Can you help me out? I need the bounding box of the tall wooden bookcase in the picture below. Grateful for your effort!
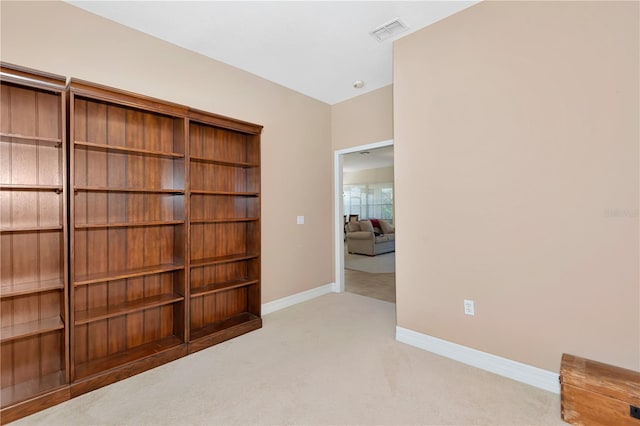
[0,65,69,421]
[68,81,189,391]
[0,69,262,422]
[187,110,262,352]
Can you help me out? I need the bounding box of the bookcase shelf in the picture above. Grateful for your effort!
[0,278,64,298]
[75,220,184,229]
[1,63,69,418]
[0,225,62,233]
[190,189,258,196]
[74,293,184,325]
[0,132,62,146]
[190,253,259,268]
[0,371,67,411]
[189,155,258,168]
[73,264,184,287]
[0,183,63,192]
[190,312,260,342]
[75,140,184,159]
[75,186,184,194]
[0,316,64,343]
[189,218,259,224]
[191,279,259,298]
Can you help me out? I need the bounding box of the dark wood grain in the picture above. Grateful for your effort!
[1,64,68,420]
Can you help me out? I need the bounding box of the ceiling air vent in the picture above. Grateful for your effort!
[370,18,408,42]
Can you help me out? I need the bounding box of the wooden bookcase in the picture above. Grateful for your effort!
[0,68,263,422]
[68,81,189,390]
[186,110,262,352]
[0,64,70,422]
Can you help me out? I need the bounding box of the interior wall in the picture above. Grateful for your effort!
[343,167,394,185]
[331,85,393,151]
[394,0,639,372]
[0,0,333,303]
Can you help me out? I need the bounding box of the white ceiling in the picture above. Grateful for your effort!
[343,145,393,173]
[67,1,478,105]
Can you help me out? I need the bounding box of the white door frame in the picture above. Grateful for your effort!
[334,139,394,293]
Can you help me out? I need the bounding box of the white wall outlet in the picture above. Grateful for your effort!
[297,215,305,225]
[464,299,475,316]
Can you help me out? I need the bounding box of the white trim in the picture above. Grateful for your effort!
[262,282,338,315]
[333,140,394,293]
[396,326,560,394]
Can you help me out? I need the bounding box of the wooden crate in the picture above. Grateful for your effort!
[561,353,640,425]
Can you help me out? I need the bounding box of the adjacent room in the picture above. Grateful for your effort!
[1,1,638,425]
[342,145,396,303]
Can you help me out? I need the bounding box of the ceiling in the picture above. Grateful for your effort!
[343,145,394,173]
[67,1,478,105]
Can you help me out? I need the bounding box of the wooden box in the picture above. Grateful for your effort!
[560,353,640,425]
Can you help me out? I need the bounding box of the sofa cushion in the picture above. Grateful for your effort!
[379,219,395,234]
[375,234,395,243]
[359,220,374,233]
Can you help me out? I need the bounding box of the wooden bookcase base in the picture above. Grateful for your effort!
[70,344,189,397]
[188,315,262,354]
[0,322,261,424]
[0,386,70,425]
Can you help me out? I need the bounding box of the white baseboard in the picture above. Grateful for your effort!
[396,326,560,394]
[262,282,338,315]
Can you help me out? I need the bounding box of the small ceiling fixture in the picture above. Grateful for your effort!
[370,18,408,42]
[353,80,364,89]
[360,151,370,155]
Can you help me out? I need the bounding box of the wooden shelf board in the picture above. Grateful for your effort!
[0,316,64,343]
[190,253,259,268]
[75,220,184,229]
[1,278,64,298]
[0,132,62,146]
[75,140,184,159]
[189,156,258,168]
[0,225,62,233]
[189,190,258,196]
[73,335,183,381]
[74,263,184,286]
[191,279,259,298]
[0,371,66,409]
[189,218,258,224]
[0,184,62,192]
[74,293,184,325]
[74,186,184,194]
[190,312,260,342]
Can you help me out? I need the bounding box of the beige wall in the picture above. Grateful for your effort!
[331,85,393,151]
[0,0,333,303]
[394,1,639,372]
[344,167,394,185]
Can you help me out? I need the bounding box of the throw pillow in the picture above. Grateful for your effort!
[359,220,374,233]
[347,222,360,232]
[379,219,395,234]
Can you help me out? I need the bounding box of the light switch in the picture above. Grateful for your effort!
[297,215,304,225]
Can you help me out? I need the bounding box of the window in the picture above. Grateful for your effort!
[344,183,393,221]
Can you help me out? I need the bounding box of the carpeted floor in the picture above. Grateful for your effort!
[345,269,395,303]
[14,293,565,426]
[344,250,395,274]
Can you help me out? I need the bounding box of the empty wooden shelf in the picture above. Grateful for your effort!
[187,112,262,351]
[69,80,188,387]
[0,63,70,422]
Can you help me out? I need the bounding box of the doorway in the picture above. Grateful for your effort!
[334,140,395,302]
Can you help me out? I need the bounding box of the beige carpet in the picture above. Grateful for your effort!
[14,293,565,425]
[344,250,395,274]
